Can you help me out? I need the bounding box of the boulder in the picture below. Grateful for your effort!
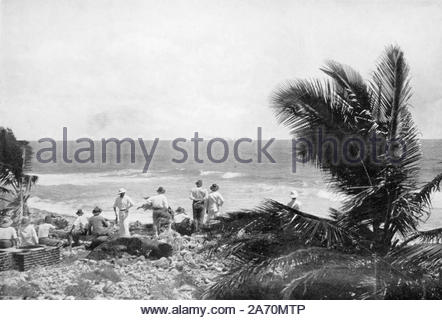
[172,218,194,236]
[152,257,170,269]
[86,237,173,260]
[88,236,111,250]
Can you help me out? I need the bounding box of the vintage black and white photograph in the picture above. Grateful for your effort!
[1,0,442,303]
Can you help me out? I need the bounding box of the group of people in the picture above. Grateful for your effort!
[0,206,115,249]
[0,180,301,249]
[0,215,64,249]
[141,179,224,236]
[77,183,298,242]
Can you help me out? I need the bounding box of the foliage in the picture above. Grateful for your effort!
[0,127,37,221]
[205,45,442,299]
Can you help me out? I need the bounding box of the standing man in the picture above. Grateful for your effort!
[189,179,208,232]
[287,190,301,210]
[113,188,134,237]
[206,183,224,222]
[144,186,170,237]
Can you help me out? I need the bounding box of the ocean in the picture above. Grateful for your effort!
[28,139,442,230]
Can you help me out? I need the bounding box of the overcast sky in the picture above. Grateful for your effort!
[1,0,441,140]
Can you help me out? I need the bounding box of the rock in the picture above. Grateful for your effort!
[178,284,195,292]
[152,257,169,269]
[88,236,111,250]
[156,273,166,280]
[87,237,173,260]
[168,269,180,277]
[172,218,194,236]
[198,264,208,270]
[175,261,184,271]
[203,277,212,284]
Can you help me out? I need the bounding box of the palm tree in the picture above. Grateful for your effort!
[0,127,38,221]
[204,46,442,299]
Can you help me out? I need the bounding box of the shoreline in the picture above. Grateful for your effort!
[28,207,154,227]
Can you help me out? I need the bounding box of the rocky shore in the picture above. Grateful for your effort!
[0,234,226,299]
[0,207,230,300]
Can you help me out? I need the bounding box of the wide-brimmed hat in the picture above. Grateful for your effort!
[157,186,166,194]
[76,209,84,215]
[195,179,203,186]
[117,188,127,195]
[290,190,299,199]
[0,216,13,228]
[210,183,219,191]
[92,206,102,215]
[175,207,186,214]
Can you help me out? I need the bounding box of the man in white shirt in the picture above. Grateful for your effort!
[189,179,208,232]
[144,186,170,237]
[19,217,39,247]
[287,190,301,211]
[113,188,134,237]
[206,183,224,222]
[68,209,89,246]
[0,217,18,248]
[38,216,63,246]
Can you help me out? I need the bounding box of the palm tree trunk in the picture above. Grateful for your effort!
[373,253,379,299]
[17,148,26,237]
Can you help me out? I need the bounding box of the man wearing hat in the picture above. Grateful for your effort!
[88,206,111,236]
[287,190,301,210]
[19,217,39,247]
[206,183,224,222]
[68,209,90,246]
[113,188,134,237]
[0,216,18,248]
[144,187,170,237]
[189,179,208,232]
[38,215,64,247]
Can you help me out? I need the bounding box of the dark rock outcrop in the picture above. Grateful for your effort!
[87,237,173,260]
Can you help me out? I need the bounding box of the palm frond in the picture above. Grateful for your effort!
[413,228,442,243]
[388,244,442,270]
[0,185,10,194]
[414,173,442,208]
[204,248,368,299]
[320,60,371,117]
[210,199,353,253]
[400,228,442,247]
[370,45,412,140]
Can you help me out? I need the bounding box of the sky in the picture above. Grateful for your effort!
[1,0,441,140]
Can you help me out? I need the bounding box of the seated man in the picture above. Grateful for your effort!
[68,209,89,246]
[172,207,194,236]
[0,217,18,249]
[88,206,111,237]
[19,217,39,247]
[38,215,64,247]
